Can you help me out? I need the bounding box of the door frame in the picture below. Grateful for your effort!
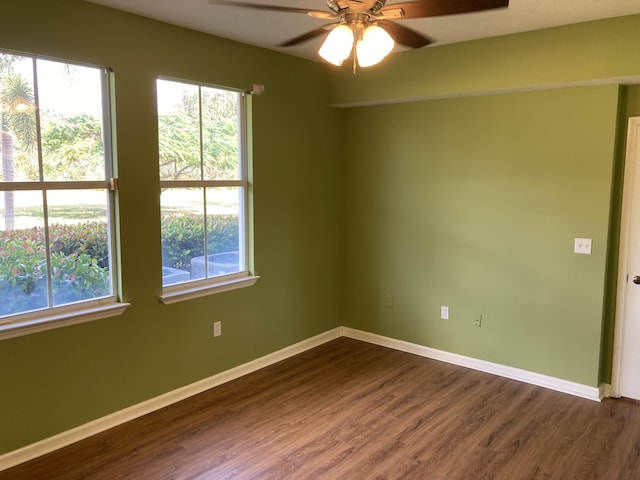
[612,116,640,397]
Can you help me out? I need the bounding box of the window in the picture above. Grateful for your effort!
[157,78,257,303]
[0,51,125,339]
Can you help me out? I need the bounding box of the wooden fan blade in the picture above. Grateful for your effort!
[209,0,330,17]
[377,20,432,48]
[380,0,508,19]
[278,24,338,47]
[308,11,339,19]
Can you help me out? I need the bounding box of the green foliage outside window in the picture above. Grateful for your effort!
[0,214,239,317]
[161,213,239,271]
[0,224,110,316]
[158,86,239,181]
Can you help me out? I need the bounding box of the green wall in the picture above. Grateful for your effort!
[327,14,640,106]
[0,0,342,453]
[2,0,640,457]
[627,86,640,116]
[341,85,619,386]
[330,14,640,390]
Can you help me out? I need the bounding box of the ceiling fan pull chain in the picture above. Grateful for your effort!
[353,33,358,74]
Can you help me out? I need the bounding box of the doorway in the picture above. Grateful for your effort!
[613,116,640,399]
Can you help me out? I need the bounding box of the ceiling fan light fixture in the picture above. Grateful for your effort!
[356,25,395,67]
[214,0,510,68]
[318,24,354,66]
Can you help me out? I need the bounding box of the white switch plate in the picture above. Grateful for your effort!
[574,238,592,255]
[441,306,449,320]
[213,321,222,337]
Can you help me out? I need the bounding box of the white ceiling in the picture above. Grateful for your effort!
[83,0,640,62]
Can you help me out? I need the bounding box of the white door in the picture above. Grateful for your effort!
[614,117,640,400]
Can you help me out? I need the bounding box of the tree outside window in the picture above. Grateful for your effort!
[157,78,249,290]
[0,52,116,319]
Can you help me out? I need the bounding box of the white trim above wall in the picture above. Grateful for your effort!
[0,326,602,472]
[329,75,640,108]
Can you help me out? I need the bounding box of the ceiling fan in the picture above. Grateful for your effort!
[210,0,509,69]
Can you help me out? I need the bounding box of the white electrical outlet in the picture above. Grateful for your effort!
[574,238,592,255]
[441,306,449,320]
[213,321,222,337]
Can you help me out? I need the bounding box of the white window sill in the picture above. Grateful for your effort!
[160,275,260,305]
[0,301,130,341]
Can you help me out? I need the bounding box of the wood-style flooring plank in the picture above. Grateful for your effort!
[3,337,640,479]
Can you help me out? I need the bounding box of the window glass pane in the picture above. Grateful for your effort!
[47,189,111,306]
[0,53,39,182]
[161,187,205,286]
[37,60,105,181]
[158,78,249,291]
[0,191,48,316]
[157,80,201,182]
[0,189,113,318]
[1,50,117,324]
[201,87,240,180]
[205,187,243,278]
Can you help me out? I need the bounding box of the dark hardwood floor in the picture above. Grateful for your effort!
[3,337,640,479]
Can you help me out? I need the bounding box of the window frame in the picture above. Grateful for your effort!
[157,77,258,305]
[0,51,128,340]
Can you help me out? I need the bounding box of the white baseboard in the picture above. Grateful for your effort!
[342,327,602,402]
[0,327,343,472]
[1,325,603,471]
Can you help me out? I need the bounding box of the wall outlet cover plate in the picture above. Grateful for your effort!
[574,238,592,255]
